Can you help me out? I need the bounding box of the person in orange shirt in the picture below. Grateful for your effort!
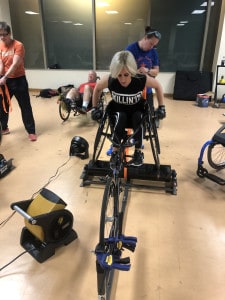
[65,70,97,114]
[0,21,37,141]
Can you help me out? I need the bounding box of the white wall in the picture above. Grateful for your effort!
[25,69,176,94]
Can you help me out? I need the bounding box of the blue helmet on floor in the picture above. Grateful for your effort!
[69,136,89,159]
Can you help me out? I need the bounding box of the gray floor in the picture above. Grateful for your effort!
[1,93,225,300]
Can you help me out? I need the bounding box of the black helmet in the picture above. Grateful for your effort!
[69,136,89,159]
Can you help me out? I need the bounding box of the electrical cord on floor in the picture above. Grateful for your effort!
[0,246,36,272]
[0,250,28,272]
[0,211,16,228]
[0,157,72,272]
[0,156,72,227]
[30,156,71,199]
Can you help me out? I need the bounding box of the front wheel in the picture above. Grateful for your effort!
[99,177,119,246]
[207,142,225,169]
[97,177,119,299]
[59,101,71,121]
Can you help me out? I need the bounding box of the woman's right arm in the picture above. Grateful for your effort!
[145,75,164,106]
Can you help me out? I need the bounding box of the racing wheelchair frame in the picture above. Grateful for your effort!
[81,100,177,299]
[197,124,225,185]
[94,121,139,300]
[80,100,177,195]
[58,84,107,122]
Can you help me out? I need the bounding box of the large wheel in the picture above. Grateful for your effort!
[99,177,120,245]
[59,100,71,121]
[145,107,160,169]
[92,112,110,163]
[207,142,225,169]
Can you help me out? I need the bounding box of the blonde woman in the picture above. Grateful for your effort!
[91,50,166,167]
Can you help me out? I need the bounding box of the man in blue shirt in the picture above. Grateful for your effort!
[126,26,161,103]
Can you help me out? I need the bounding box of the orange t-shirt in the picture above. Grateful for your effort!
[78,82,96,94]
[0,39,25,78]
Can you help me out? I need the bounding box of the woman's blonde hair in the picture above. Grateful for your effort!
[109,50,137,78]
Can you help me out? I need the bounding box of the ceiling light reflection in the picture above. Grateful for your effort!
[25,11,39,15]
[201,1,215,6]
[191,10,205,14]
[105,10,118,14]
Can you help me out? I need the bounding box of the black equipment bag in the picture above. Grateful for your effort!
[173,70,213,100]
[36,89,59,98]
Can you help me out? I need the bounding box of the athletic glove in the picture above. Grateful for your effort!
[91,107,103,121]
[156,105,166,119]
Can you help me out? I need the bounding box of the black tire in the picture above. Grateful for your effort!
[92,112,110,162]
[145,107,160,169]
[97,177,120,299]
[59,100,71,121]
[99,177,120,245]
[207,142,225,169]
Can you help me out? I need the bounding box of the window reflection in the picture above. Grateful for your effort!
[151,0,221,71]
[95,0,149,69]
[41,0,93,69]
[9,0,44,69]
[8,0,221,71]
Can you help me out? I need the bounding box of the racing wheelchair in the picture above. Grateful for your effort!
[80,99,177,195]
[197,124,225,185]
[80,100,177,299]
[58,85,107,122]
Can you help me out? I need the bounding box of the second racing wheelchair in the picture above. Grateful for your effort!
[197,124,225,185]
[58,84,107,122]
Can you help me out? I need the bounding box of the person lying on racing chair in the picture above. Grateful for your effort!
[65,70,97,114]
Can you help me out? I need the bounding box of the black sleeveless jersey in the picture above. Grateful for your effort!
[108,74,146,112]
